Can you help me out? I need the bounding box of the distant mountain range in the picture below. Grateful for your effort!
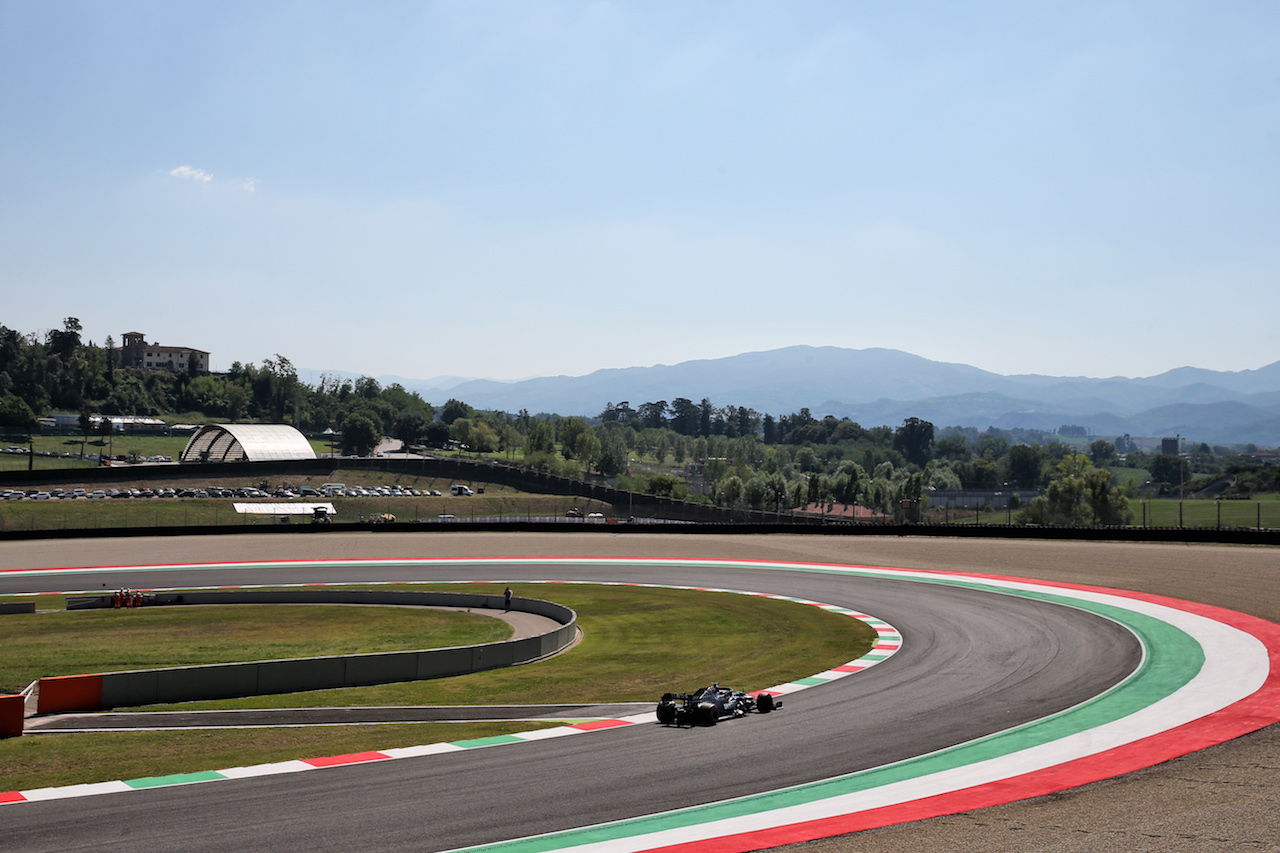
[307,346,1280,446]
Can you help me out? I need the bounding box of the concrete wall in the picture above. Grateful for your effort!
[57,590,576,710]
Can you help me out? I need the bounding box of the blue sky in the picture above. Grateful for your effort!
[2,1,1277,384]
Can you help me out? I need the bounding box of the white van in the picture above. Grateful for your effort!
[450,484,473,496]
[321,483,347,496]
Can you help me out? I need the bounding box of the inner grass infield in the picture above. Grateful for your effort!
[1,583,874,791]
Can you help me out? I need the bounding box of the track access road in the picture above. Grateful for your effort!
[1,532,1275,852]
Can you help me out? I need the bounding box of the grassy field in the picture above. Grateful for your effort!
[0,433,335,472]
[0,605,509,694]
[0,583,873,790]
[133,583,873,709]
[1128,494,1280,528]
[5,490,1277,530]
[0,489,614,531]
[934,494,1280,528]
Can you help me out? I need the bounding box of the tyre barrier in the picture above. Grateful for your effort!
[35,590,576,716]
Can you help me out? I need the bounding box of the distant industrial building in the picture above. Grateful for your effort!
[119,331,210,373]
[46,413,167,432]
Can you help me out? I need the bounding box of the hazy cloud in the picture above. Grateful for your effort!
[169,165,256,192]
[169,165,213,182]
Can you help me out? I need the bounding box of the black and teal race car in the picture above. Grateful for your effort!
[655,682,780,726]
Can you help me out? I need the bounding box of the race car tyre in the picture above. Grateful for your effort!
[702,706,718,726]
[656,703,677,725]
[756,692,775,713]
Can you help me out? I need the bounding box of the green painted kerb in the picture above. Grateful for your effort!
[126,770,224,789]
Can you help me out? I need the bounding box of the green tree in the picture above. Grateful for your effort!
[500,424,525,459]
[558,417,591,459]
[717,475,744,507]
[744,474,770,509]
[469,421,500,453]
[527,421,555,454]
[440,398,474,425]
[1089,439,1117,467]
[646,473,680,497]
[649,433,667,465]
[1021,454,1131,526]
[972,434,1009,460]
[354,376,382,398]
[934,434,970,462]
[424,420,450,447]
[393,411,427,446]
[1005,444,1043,488]
[893,417,935,468]
[964,457,1000,489]
[1149,453,1189,494]
[225,384,249,421]
[574,430,601,473]
[638,401,668,430]
[703,457,729,489]
[0,393,37,434]
[340,413,379,456]
[595,428,630,477]
[669,397,699,436]
[699,398,713,437]
[1085,467,1133,525]
[449,417,473,449]
[261,354,299,423]
[46,317,82,359]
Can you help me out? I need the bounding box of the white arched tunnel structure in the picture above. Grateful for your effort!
[179,423,316,463]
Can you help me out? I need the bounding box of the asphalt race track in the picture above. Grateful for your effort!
[1,532,1278,853]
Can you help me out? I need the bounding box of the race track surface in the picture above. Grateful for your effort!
[1,532,1277,852]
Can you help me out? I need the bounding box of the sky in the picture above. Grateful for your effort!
[2,1,1277,384]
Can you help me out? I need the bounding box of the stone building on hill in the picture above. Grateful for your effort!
[118,331,210,374]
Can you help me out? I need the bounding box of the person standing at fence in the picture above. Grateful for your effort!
[504,587,512,611]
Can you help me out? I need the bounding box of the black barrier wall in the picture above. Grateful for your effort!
[64,590,576,709]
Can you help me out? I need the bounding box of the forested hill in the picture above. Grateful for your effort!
[391,346,1280,446]
[3,321,1278,446]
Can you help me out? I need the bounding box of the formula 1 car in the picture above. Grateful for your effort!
[655,682,780,726]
